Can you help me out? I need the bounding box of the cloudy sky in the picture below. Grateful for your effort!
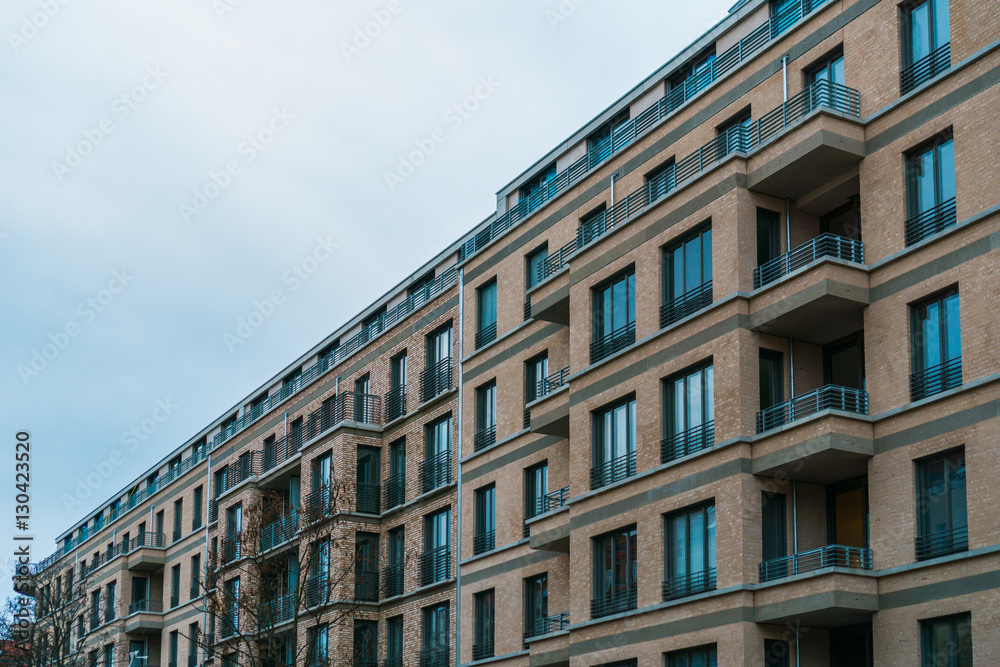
[0,0,734,596]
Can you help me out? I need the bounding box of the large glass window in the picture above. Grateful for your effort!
[421,603,450,667]
[353,620,377,667]
[526,353,549,407]
[388,352,407,421]
[592,526,637,618]
[910,289,961,400]
[916,448,967,560]
[424,326,453,400]
[473,485,496,555]
[476,280,498,348]
[519,163,558,211]
[354,533,379,602]
[525,461,549,521]
[524,573,548,638]
[386,527,405,598]
[663,363,715,461]
[592,271,636,363]
[662,225,713,327]
[591,397,637,490]
[421,508,451,585]
[921,613,971,667]
[764,640,790,667]
[526,244,549,290]
[666,645,718,667]
[386,616,403,667]
[902,0,951,93]
[473,590,495,660]
[664,502,717,600]
[474,381,497,451]
[306,626,327,667]
[906,132,956,244]
[422,415,452,493]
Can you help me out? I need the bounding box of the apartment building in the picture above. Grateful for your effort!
[25,0,1000,666]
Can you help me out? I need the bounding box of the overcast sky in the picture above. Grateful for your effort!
[0,0,734,598]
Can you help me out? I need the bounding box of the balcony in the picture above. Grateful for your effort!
[354,569,379,602]
[385,385,407,423]
[901,42,951,94]
[910,357,962,401]
[590,451,636,490]
[126,533,167,571]
[760,545,873,583]
[475,323,497,350]
[661,420,715,464]
[529,371,570,439]
[260,511,299,552]
[473,425,496,453]
[356,483,380,515]
[663,567,717,601]
[420,450,452,494]
[591,586,637,619]
[590,321,636,364]
[303,574,328,608]
[528,489,570,553]
[417,647,449,667]
[916,526,968,561]
[220,534,241,564]
[219,612,238,639]
[472,530,495,556]
[419,545,451,587]
[382,564,404,598]
[752,413,873,485]
[420,358,453,403]
[382,473,405,511]
[529,246,572,325]
[524,612,569,640]
[258,594,294,627]
[757,385,868,434]
[125,599,164,634]
[304,486,334,520]
[660,281,713,329]
[754,234,864,289]
[472,640,494,661]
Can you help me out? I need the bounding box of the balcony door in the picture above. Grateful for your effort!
[131,577,147,605]
[428,327,451,367]
[762,492,788,572]
[757,209,782,267]
[828,479,869,549]
[824,333,865,390]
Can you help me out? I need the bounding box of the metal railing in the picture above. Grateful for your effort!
[382,473,405,511]
[473,425,496,452]
[355,569,380,602]
[356,483,380,515]
[910,356,962,401]
[219,611,238,639]
[590,321,636,364]
[385,385,407,423]
[220,534,241,564]
[536,367,570,399]
[419,545,451,586]
[128,599,163,615]
[916,526,968,560]
[472,641,494,661]
[901,42,951,94]
[260,511,299,552]
[537,240,576,283]
[661,420,715,463]
[417,647,449,667]
[170,592,180,609]
[382,658,402,667]
[751,79,860,149]
[590,451,637,490]
[472,530,495,555]
[524,296,531,321]
[524,612,570,640]
[662,567,717,600]
[590,586,637,619]
[209,499,218,524]
[259,594,294,626]
[754,233,864,288]
[756,385,868,433]
[537,486,570,515]
[475,322,497,349]
[131,532,166,550]
[382,563,404,598]
[420,450,452,494]
[759,544,873,582]
[303,574,329,608]
[421,357,454,403]
[904,197,957,246]
[660,281,713,328]
[304,486,334,520]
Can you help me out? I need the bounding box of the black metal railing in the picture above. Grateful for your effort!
[128,599,163,615]
[759,544,873,582]
[89,609,101,631]
[756,385,868,433]
[536,367,570,399]
[260,510,299,552]
[419,545,451,586]
[754,234,865,289]
[420,358,453,403]
[537,241,576,283]
[417,647,449,667]
[385,385,407,423]
[473,425,496,452]
[258,594,294,626]
[188,655,197,667]
[170,592,180,609]
[475,322,497,349]
[661,420,715,463]
[523,407,531,430]
[523,296,532,321]
[420,450,452,494]
[382,658,402,667]
[131,532,167,550]
[590,451,636,490]
[472,530,495,556]
[524,612,570,640]
[355,569,379,602]
[662,567,717,600]
[910,357,962,401]
[219,611,238,639]
[590,586,637,619]
[382,564,404,598]
[660,281,713,328]
[173,527,182,543]
[577,209,610,248]
[356,483,381,515]
[904,197,957,246]
[754,79,861,145]
[901,42,951,94]
[472,640,494,661]
[304,486,334,520]
[537,486,569,515]
[382,473,405,511]
[590,321,636,364]
[220,534,240,564]
[193,514,203,530]
[916,526,968,561]
[303,574,328,608]
[209,499,218,523]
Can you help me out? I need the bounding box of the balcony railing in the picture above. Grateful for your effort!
[471,640,494,661]
[221,534,240,564]
[354,568,379,602]
[170,592,180,609]
[472,530,495,555]
[661,420,715,463]
[662,567,717,600]
[303,574,329,608]
[382,658,402,667]
[382,563,404,598]
[188,655,197,667]
[756,385,868,433]
[473,425,496,452]
[752,79,860,148]
[660,281,713,328]
[537,486,569,515]
[356,483,381,515]
[417,647,449,667]
[128,599,163,615]
[754,234,865,289]
[537,240,576,283]
[904,197,957,246]
[260,511,299,552]
[219,612,238,639]
[420,450,452,494]
[916,526,968,561]
[209,499,218,524]
[382,473,405,511]
[590,451,636,490]
[419,545,451,586]
[590,321,636,364]
[591,586,637,619]
[536,367,570,399]
[524,612,570,640]
[173,527,183,543]
[421,357,454,403]
[385,385,407,423]
[304,486,334,520]
[759,544,873,582]
[910,356,962,401]
[475,322,497,349]
[259,594,294,626]
[901,42,951,94]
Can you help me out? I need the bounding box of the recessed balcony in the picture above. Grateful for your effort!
[752,413,873,485]
[757,385,868,433]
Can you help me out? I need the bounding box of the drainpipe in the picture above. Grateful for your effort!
[202,453,212,666]
[792,480,799,560]
[456,267,465,662]
[785,198,792,260]
[782,55,789,101]
[795,620,801,666]
[610,173,617,207]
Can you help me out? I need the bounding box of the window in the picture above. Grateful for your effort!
[921,613,971,667]
[169,631,178,667]
[353,620,377,667]
[408,271,436,300]
[423,326,453,401]
[716,111,752,156]
[666,645,718,667]
[591,270,636,363]
[421,603,450,667]
[807,47,845,87]
[664,502,717,600]
[356,445,380,514]
[354,533,379,602]
[910,289,961,400]
[386,527,405,598]
[103,644,113,667]
[188,623,198,667]
[476,280,498,348]
[421,508,451,586]
[646,158,677,202]
[662,225,713,327]
[591,397,637,490]
[667,45,717,106]
[173,499,183,542]
[592,526,637,618]
[386,616,403,667]
[764,640,790,667]
[905,131,956,245]
[190,554,201,599]
[105,582,116,621]
[170,565,181,608]
[916,448,967,559]
[422,415,452,493]
[473,590,495,660]
[901,0,951,93]
[756,208,782,271]
[526,244,549,290]
[757,350,785,432]
[588,109,630,164]
[193,486,203,530]
[474,381,497,451]
[578,204,609,248]
[473,485,496,555]
[304,541,330,608]
[385,438,406,510]
[524,573,549,638]
[663,362,715,462]
[90,590,100,629]
[525,353,550,405]
[525,461,549,523]
[307,626,328,667]
[388,352,407,421]
[311,452,332,514]
[519,163,558,211]
[361,307,387,342]
[224,504,241,562]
